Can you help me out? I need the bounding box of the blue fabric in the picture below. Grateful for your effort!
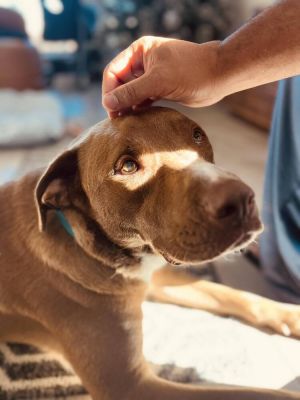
[260,77,300,296]
[41,0,96,41]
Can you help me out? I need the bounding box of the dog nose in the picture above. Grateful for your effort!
[205,180,256,221]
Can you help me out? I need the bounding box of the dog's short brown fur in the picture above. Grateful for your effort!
[1,107,300,399]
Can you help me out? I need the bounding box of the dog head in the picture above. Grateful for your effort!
[35,107,262,269]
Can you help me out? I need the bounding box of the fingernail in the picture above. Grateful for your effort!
[103,93,119,110]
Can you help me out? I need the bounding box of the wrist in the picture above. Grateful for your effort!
[193,40,232,106]
[214,39,237,100]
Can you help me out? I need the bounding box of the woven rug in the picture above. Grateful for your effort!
[0,343,88,400]
[0,342,202,400]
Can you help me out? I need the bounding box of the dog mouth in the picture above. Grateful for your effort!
[158,224,263,266]
[159,251,184,266]
[233,232,253,248]
[229,229,261,252]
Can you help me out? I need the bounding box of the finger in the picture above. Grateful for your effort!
[103,71,160,112]
[102,42,144,97]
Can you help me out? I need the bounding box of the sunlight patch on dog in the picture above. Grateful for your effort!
[189,160,230,183]
[159,149,199,170]
[112,149,199,190]
[112,166,154,190]
[112,149,235,191]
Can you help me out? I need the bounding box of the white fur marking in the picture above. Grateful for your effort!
[117,253,166,282]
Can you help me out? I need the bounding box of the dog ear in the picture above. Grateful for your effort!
[35,149,78,232]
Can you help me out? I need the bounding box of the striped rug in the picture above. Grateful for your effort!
[0,342,201,399]
[0,343,89,400]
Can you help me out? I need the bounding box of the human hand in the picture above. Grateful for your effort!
[102,36,225,118]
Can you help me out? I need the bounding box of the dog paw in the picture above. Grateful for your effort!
[259,301,300,338]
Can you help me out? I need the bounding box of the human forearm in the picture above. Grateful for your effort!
[218,0,300,96]
[102,0,300,116]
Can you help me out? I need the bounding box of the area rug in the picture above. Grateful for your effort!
[0,342,88,399]
[2,300,300,399]
[0,341,202,400]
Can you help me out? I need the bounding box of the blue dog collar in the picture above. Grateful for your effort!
[55,210,75,237]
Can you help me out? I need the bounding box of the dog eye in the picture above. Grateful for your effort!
[193,128,203,144]
[119,158,139,175]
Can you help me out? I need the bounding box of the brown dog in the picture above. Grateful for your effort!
[0,107,299,400]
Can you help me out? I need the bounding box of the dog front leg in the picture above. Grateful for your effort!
[148,270,300,337]
[49,304,299,400]
[131,378,300,400]
[59,323,299,400]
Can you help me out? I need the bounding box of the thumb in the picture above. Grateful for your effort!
[103,73,159,112]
